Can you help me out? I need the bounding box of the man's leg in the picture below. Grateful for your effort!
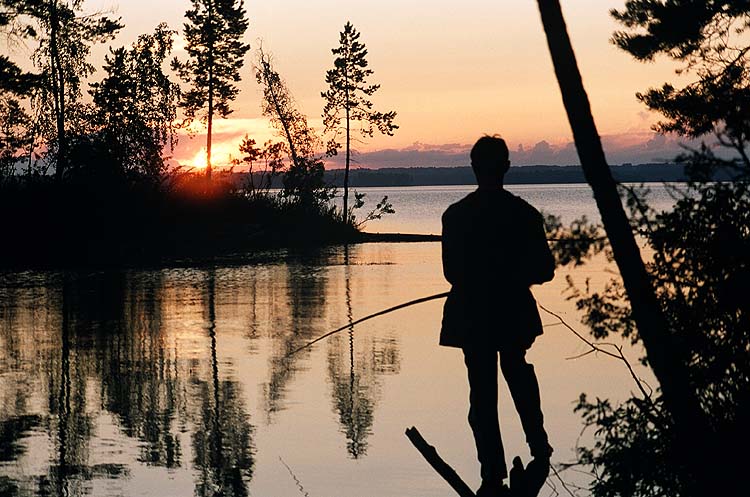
[499,348,552,459]
[463,348,507,481]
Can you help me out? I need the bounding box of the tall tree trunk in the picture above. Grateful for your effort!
[206,0,214,180]
[207,101,213,180]
[258,55,300,169]
[50,0,66,182]
[343,62,351,223]
[535,1,714,494]
[344,103,350,222]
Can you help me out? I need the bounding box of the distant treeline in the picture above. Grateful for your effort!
[231,163,711,188]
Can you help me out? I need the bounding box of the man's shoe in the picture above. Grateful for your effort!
[509,456,527,496]
[525,457,551,497]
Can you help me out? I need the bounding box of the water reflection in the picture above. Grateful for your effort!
[326,246,401,459]
[0,246,412,495]
[192,269,254,497]
[263,250,333,419]
[0,267,264,496]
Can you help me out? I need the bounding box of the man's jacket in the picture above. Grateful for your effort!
[440,188,555,350]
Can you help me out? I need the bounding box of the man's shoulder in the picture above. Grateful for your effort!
[442,189,544,223]
[442,191,478,221]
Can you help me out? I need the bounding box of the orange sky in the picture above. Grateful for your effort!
[32,1,693,167]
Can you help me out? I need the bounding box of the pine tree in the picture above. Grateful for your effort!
[172,0,250,179]
[322,22,397,221]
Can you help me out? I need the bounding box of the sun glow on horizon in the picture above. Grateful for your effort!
[191,148,208,170]
[185,142,248,171]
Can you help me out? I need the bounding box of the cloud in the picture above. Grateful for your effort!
[326,142,471,168]
[170,117,701,170]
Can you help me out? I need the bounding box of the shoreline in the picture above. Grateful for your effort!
[0,232,441,273]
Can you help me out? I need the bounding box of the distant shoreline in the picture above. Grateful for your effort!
[324,163,692,186]
[233,163,700,188]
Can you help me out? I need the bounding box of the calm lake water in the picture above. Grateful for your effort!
[0,184,677,497]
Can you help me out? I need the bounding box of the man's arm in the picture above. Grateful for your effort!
[441,208,464,286]
[526,211,556,285]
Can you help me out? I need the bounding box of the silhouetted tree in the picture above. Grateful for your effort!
[1,1,43,177]
[322,22,397,221]
[0,71,33,179]
[611,0,750,181]
[0,98,30,180]
[235,136,284,197]
[0,0,41,94]
[89,23,180,183]
[29,0,122,181]
[535,1,750,496]
[172,0,250,179]
[255,48,333,205]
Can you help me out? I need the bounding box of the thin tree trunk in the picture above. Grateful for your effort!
[344,103,350,222]
[50,0,66,182]
[26,121,37,176]
[535,1,714,494]
[206,0,214,180]
[259,56,300,168]
[207,104,213,180]
[343,61,351,222]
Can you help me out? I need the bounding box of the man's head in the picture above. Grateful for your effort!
[470,135,510,188]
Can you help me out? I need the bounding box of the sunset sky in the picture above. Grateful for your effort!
[37,1,695,167]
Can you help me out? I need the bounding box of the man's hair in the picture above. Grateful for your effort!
[470,135,510,178]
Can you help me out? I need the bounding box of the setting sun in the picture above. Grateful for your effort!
[191,148,208,169]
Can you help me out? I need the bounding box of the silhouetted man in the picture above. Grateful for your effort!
[441,135,555,497]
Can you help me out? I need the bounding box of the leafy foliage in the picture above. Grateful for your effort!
[613,0,750,180]
[558,180,750,497]
[87,23,180,183]
[255,48,335,206]
[234,136,285,197]
[543,213,608,267]
[0,97,31,180]
[554,4,750,494]
[351,192,395,229]
[29,0,122,179]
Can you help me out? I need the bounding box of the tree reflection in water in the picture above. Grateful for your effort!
[0,269,257,496]
[96,270,186,469]
[0,247,408,495]
[40,273,126,496]
[326,245,401,459]
[263,250,333,420]
[191,269,254,497]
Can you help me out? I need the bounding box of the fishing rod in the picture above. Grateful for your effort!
[284,237,609,358]
[284,290,622,364]
[285,292,450,357]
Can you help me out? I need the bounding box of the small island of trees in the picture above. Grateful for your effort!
[0,2,395,268]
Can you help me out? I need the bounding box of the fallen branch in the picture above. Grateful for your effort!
[405,426,476,497]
